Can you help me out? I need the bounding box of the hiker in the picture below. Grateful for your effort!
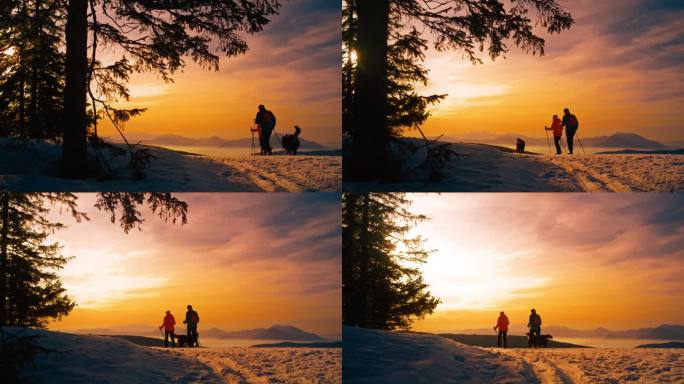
[254,104,277,155]
[159,310,176,348]
[183,305,200,347]
[545,115,563,154]
[528,308,542,345]
[561,108,579,154]
[493,311,509,348]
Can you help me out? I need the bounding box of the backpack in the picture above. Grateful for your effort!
[567,114,578,128]
[262,111,275,125]
[533,314,542,326]
[191,311,200,324]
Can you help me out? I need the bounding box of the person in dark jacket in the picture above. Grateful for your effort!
[528,308,542,342]
[254,105,277,155]
[183,305,200,347]
[561,108,579,154]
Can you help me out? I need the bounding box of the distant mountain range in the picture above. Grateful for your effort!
[251,340,342,348]
[202,325,323,341]
[439,333,588,348]
[71,324,323,341]
[455,324,684,340]
[444,132,673,149]
[636,342,684,348]
[543,324,684,340]
[123,133,330,150]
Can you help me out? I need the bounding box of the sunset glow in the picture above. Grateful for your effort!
[415,0,684,143]
[47,193,341,338]
[406,194,684,333]
[97,0,340,146]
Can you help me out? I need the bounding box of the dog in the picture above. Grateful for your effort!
[526,332,553,348]
[516,138,526,153]
[281,125,302,155]
[175,334,198,348]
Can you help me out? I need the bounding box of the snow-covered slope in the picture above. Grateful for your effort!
[344,139,683,192]
[10,328,341,383]
[0,138,340,192]
[501,348,684,383]
[343,326,533,383]
[177,347,341,383]
[343,326,684,383]
[11,328,224,383]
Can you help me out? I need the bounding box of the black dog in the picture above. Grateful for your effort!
[516,138,526,153]
[175,334,198,348]
[281,125,302,155]
[527,332,553,348]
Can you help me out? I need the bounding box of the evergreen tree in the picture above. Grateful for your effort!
[0,192,188,327]
[344,0,574,180]
[0,193,85,328]
[343,193,439,330]
[61,0,282,178]
[0,0,66,139]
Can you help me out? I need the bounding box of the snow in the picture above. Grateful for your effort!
[9,328,341,383]
[12,328,224,383]
[343,326,684,383]
[343,326,533,383]
[174,347,341,384]
[0,138,340,192]
[501,348,684,383]
[344,139,683,192]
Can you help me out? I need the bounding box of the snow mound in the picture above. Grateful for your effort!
[10,328,224,383]
[344,138,683,192]
[176,347,341,384]
[343,326,533,383]
[0,138,341,192]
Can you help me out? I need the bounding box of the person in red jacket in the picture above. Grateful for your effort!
[494,311,510,348]
[545,115,564,155]
[159,310,176,347]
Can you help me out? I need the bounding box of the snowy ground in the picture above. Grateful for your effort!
[500,347,684,384]
[343,326,684,384]
[174,347,341,384]
[344,140,683,192]
[0,138,340,192]
[10,328,340,383]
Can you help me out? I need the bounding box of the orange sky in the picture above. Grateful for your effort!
[414,0,684,142]
[96,0,340,146]
[403,194,684,333]
[47,193,341,338]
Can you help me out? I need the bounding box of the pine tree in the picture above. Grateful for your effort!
[0,193,85,328]
[344,0,574,180]
[0,0,65,139]
[343,193,439,330]
[61,0,281,178]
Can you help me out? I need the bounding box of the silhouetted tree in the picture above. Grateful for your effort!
[60,0,281,178]
[0,0,66,139]
[0,193,85,328]
[343,193,439,330]
[344,0,574,180]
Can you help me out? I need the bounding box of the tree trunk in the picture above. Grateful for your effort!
[62,0,88,178]
[28,0,41,138]
[350,0,389,180]
[0,193,9,326]
[358,194,371,327]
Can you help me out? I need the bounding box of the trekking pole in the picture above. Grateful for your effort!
[159,328,164,345]
[560,136,568,154]
[576,133,586,154]
[250,125,255,155]
[544,128,551,155]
